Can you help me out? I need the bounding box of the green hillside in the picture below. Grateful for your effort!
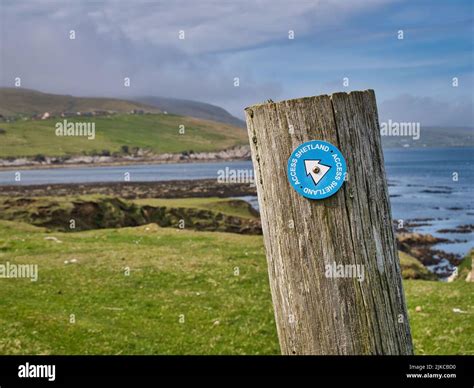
[0,114,248,158]
[135,96,245,127]
[0,88,161,117]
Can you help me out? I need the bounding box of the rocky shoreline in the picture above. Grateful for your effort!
[396,232,464,278]
[0,196,262,235]
[0,145,252,170]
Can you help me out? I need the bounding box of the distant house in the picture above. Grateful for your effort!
[93,110,110,116]
[41,112,51,120]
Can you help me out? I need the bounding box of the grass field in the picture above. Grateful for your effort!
[0,219,472,355]
[0,114,248,158]
[404,279,473,355]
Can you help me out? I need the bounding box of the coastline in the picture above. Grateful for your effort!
[2,145,473,171]
[0,145,252,171]
[0,145,471,280]
[0,157,252,171]
[0,179,257,198]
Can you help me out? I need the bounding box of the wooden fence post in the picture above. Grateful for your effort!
[244,90,413,355]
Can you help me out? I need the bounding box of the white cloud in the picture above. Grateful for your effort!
[0,0,391,116]
[3,0,390,54]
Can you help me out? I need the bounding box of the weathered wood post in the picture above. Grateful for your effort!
[245,90,413,355]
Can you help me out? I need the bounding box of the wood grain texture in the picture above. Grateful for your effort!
[245,90,413,355]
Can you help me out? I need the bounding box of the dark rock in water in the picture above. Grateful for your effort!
[406,221,432,228]
[419,185,453,194]
[437,224,474,234]
[420,189,452,194]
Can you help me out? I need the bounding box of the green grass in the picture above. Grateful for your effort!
[0,219,472,355]
[405,280,474,355]
[456,249,472,281]
[133,197,258,219]
[0,220,277,355]
[0,114,248,158]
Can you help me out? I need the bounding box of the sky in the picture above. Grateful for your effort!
[1,0,473,125]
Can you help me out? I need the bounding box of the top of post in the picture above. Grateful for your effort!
[244,89,375,112]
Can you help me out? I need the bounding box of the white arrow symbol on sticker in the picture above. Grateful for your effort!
[304,159,331,186]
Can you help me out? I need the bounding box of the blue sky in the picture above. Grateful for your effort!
[1,0,472,125]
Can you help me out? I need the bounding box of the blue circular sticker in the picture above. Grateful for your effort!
[287,140,347,200]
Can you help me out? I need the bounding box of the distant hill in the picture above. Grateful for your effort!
[0,88,250,162]
[381,126,473,148]
[0,88,161,117]
[2,88,469,150]
[0,88,246,128]
[135,96,245,128]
